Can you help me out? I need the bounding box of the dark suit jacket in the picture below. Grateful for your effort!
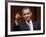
[13,20,41,31]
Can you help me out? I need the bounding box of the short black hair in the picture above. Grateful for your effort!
[22,7,32,13]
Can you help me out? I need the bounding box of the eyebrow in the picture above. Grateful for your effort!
[23,13,31,15]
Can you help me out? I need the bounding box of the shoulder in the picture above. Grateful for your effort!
[32,20,41,30]
[32,20,39,25]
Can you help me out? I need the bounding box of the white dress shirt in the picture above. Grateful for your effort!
[15,20,18,26]
[25,20,33,31]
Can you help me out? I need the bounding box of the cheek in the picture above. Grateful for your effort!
[29,14,32,16]
[23,16,25,18]
[23,15,26,18]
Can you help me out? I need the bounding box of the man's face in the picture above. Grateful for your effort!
[22,8,32,22]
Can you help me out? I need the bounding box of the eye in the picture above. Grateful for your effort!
[24,14,26,15]
[27,13,30,14]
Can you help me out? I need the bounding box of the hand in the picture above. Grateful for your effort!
[15,13,21,19]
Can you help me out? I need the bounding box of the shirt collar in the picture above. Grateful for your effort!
[25,20,32,25]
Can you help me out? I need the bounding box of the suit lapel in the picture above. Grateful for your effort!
[32,21,37,30]
[24,21,30,30]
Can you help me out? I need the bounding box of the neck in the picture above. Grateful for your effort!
[26,19,32,23]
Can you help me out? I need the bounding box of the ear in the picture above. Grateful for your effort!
[31,12,32,16]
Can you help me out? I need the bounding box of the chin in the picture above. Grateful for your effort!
[26,19,30,21]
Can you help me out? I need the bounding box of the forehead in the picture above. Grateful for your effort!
[22,8,31,14]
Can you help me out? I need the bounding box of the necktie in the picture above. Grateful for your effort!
[28,22,31,30]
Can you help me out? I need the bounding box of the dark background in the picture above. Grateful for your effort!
[11,6,41,31]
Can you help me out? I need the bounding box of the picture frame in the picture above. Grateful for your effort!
[5,0,45,37]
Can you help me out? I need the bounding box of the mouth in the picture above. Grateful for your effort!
[25,17,30,20]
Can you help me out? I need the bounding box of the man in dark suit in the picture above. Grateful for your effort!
[13,7,41,31]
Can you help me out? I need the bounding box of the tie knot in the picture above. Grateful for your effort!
[29,22,31,24]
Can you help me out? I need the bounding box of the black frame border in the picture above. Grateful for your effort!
[5,1,45,37]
